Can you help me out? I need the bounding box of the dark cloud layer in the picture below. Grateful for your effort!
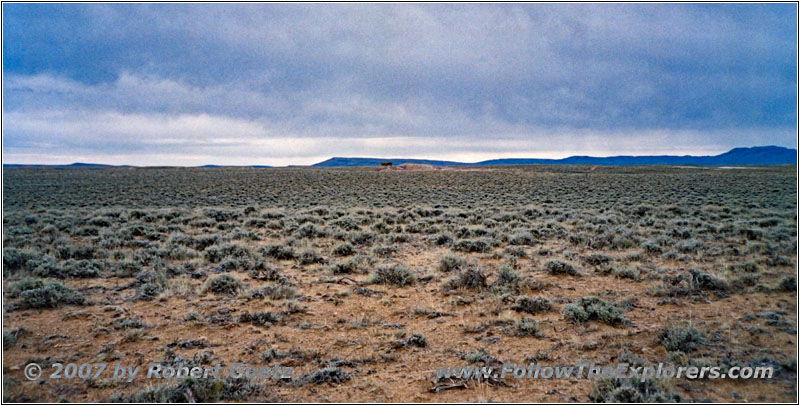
[2,4,796,165]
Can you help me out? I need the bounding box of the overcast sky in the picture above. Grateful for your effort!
[3,3,797,166]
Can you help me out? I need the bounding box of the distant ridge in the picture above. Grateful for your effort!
[3,162,119,169]
[3,146,796,168]
[312,146,797,167]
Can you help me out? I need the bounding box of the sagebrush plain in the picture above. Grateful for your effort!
[2,165,797,402]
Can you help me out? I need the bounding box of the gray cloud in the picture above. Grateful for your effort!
[3,4,796,165]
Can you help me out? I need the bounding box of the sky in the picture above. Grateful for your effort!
[2,3,797,166]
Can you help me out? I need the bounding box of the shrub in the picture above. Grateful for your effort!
[452,238,493,253]
[3,331,18,349]
[516,318,541,337]
[330,259,360,275]
[13,279,85,309]
[204,243,254,264]
[349,231,376,246]
[247,285,296,300]
[248,265,282,281]
[590,378,682,403]
[508,232,535,246]
[261,244,296,260]
[110,377,262,402]
[294,223,327,239]
[297,250,324,265]
[495,266,522,287]
[728,261,758,273]
[332,243,356,256]
[612,267,639,281]
[584,253,612,266]
[10,278,45,297]
[437,254,466,273]
[34,258,101,278]
[544,259,581,276]
[776,276,797,292]
[445,264,488,290]
[660,325,706,352]
[689,269,728,291]
[563,296,626,326]
[238,311,282,327]
[677,239,703,253]
[431,233,453,246]
[3,247,38,271]
[203,275,244,296]
[136,283,164,301]
[394,333,428,348]
[367,263,415,286]
[333,217,360,231]
[115,260,143,277]
[642,241,663,254]
[512,296,552,315]
[372,245,398,257]
[295,368,351,386]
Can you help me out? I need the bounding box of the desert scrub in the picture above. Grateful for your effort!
[512,296,552,315]
[590,378,681,403]
[563,296,626,326]
[611,266,639,281]
[33,258,101,278]
[3,247,39,272]
[332,216,360,231]
[203,243,254,264]
[689,269,728,291]
[437,253,466,273]
[295,368,351,386]
[508,231,536,246]
[394,333,428,348]
[367,263,415,286]
[238,311,282,327]
[775,275,797,292]
[728,261,758,273]
[371,245,398,257]
[329,258,361,275]
[445,264,488,290]
[294,223,327,239]
[331,242,356,256]
[452,238,493,253]
[515,318,541,337]
[261,244,296,260]
[659,324,706,352]
[349,231,376,246]
[431,233,453,246]
[11,278,85,309]
[110,376,263,402]
[495,266,522,287]
[677,239,703,253]
[248,264,283,281]
[544,259,581,276]
[203,274,244,296]
[246,285,297,300]
[297,250,324,265]
[583,253,613,266]
[642,241,663,254]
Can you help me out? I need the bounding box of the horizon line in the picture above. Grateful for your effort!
[3,145,796,168]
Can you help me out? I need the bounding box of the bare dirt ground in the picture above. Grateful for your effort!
[2,165,797,402]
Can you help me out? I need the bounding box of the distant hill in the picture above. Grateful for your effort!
[198,165,272,168]
[312,146,797,167]
[3,162,117,169]
[3,146,795,169]
[313,157,464,167]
